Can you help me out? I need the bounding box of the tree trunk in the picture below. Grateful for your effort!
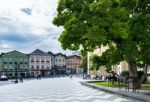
[140,64,148,84]
[128,61,138,77]
[128,61,141,88]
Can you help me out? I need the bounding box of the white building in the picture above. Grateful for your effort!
[29,49,51,76]
[55,53,66,74]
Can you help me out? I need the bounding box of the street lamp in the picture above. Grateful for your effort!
[15,62,18,83]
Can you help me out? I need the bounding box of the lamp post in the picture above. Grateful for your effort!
[15,62,18,83]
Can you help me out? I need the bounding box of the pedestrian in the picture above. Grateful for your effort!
[39,74,41,79]
[20,76,23,82]
[36,74,39,80]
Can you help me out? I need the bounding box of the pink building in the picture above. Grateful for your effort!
[66,55,81,74]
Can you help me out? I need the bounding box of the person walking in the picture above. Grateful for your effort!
[19,76,23,82]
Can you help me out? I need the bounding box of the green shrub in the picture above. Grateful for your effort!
[120,71,144,79]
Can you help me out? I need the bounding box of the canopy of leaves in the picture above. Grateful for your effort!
[79,56,88,73]
[53,0,150,68]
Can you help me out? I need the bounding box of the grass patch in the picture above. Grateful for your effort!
[142,84,150,87]
[94,81,124,87]
[94,82,150,88]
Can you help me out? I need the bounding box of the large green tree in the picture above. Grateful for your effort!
[79,56,88,74]
[53,0,150,83]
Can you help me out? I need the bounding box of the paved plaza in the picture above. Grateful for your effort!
[0,77,142,102]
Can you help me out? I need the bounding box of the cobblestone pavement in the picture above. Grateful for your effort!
[0,79,14,86]
[0,77,142,102]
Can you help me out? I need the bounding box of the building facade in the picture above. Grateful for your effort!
[66,55,81,74]
[112,61,128,75]
[88,46,128,77]
[0,50,29,78]
[47,51,55,68]
[29,49,51,77]
[88,46,108,76]
[47,51,55,75]
[55,53,66,74]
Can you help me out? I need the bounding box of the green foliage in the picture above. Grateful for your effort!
[53,0,150,75]
[79,56,88,73]
[90,55,100,71]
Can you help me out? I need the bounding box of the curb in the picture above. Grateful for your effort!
[80,81,150,102]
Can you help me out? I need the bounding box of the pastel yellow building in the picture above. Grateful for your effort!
[112,61,128,75]
[88,46,128,76]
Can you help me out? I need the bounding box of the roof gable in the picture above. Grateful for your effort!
[47,51,54,56]
[67,55,81,59]
[30,49,49,56]
[1,50,28,57]
[55,53,66,57]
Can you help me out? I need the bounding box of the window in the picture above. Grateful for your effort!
[4,62,7,64]
[56,59,57,62]
[36,65,39,69]
[9,58,12,61]
[59,59,61,62]
[36,57,39,62]
[31,58,34,62]
[9,66,13,69]
[31,65,34,69]
[24,66,28,69]
[24,59,28,61]
[41,57,44,62]
[4,58,7,62]
[4,65,7,69]
[9,62,12,64]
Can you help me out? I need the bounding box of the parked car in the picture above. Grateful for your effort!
[0,75,8,81]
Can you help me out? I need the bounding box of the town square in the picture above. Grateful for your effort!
[0,0,150,102]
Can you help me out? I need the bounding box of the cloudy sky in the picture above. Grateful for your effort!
[0,0,75,55]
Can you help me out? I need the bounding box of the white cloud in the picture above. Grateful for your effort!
[0,0,73,55]
[0,0,60,36]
